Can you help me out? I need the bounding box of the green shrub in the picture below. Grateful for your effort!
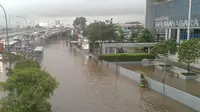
[98,53,155,62]
[3,52,23,61]
[14,60,41,70]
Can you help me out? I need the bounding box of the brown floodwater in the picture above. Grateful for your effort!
[40,39,197,112]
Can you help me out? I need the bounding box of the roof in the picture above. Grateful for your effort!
[34,46,43,52]
[118,23,143,27]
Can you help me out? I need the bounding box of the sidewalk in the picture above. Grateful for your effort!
[122,64,200,97]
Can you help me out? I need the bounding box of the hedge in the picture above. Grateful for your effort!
[98,53,155,62]
[14,60,41,70]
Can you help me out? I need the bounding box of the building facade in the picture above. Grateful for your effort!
[146,0,200,43]
[117,22,143,41]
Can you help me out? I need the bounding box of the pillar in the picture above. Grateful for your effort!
[177,28,180,44]
[169,28,172,39]
[115,48,117,54]
[148,47,151,54]
[165,29,168,40]
[105,47,107,54]
[102,46,105,54]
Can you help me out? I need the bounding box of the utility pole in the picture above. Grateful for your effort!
[8,15,11,29]
[187,0,192,40]
[0,4,11,75]
[97,15,102,55]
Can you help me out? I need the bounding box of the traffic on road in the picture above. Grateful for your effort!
[0,28,67,60]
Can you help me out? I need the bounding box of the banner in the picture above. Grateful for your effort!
[155,16,200,28]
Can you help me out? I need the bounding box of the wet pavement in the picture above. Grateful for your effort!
[40,39,197,112]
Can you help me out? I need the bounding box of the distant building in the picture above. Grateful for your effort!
[39,22,48,27]
[55,20,61,27]
[56,20,60,25]
[117,22,144,40]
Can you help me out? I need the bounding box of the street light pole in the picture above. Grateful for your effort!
[187,0,192,40]
[16,16,28,38]
[0,4,11,75]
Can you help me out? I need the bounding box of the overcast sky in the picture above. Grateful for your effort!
[0,0,146,27]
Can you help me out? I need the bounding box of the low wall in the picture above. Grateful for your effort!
[116,61,141,65]
[102,61,200,112]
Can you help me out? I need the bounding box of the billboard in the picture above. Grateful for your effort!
[155,16,200,28]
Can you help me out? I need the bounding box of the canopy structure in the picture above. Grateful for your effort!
[101,42,158,54]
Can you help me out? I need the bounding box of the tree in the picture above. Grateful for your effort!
[129,27,141,42]
[0,60,59,112]
[116,27,125,42]
[150,39,177,57]
[87,21,101,42]
[87,20,117,53]
[73,17,87,37]
[73,17,87,30]
[178,39,200,74]
[136,28,154,42]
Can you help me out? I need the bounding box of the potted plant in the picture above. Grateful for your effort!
[178,39,200,79]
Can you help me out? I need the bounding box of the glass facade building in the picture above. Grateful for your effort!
[146,0,200,43]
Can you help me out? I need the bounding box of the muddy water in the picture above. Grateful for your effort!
[41,40,196,112]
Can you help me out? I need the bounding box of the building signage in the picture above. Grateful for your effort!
[155,16,200,28]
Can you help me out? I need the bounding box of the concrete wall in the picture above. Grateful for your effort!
[102,61,200,112]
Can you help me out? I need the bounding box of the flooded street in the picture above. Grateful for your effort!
[41,39,196,112]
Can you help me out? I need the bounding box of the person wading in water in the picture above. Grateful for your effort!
[140,73,147,88]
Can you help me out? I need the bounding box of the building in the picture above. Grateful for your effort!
[146,0,200,43]
[55,20,61,27]
[39,22,48,28]
[117,22,143,41]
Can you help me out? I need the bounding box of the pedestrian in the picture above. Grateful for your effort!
[140,73,147,88]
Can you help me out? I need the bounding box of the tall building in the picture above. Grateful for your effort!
[145,0,155,30]
[145,0,200,43]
